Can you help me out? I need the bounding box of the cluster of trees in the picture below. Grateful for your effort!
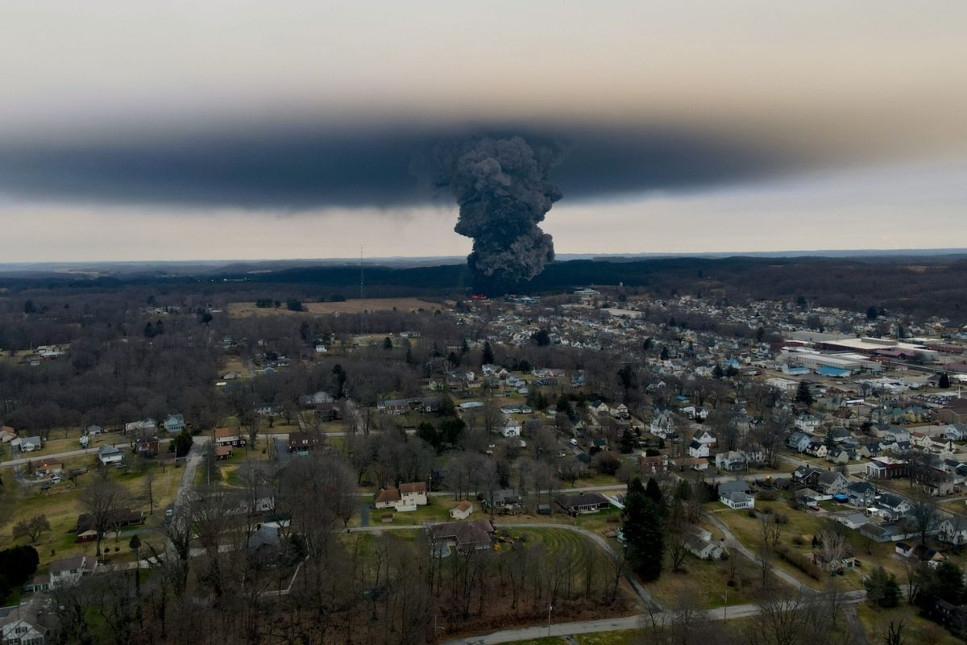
[31,448,630,644]
[0,544,39,603]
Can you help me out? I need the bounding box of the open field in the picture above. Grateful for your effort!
[228,298,443,318]
[0,460,180,570]
[643,548,763,609]
[857,602,961,644]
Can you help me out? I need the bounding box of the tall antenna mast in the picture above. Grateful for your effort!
[360,246,364,300]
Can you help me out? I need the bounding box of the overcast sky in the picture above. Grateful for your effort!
[2,1,966,262]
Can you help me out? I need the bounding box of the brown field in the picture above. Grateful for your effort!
[228,297,444,318]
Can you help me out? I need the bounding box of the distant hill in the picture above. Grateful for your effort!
[2,253,965,321]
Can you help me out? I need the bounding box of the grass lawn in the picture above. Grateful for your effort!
[857,602,961,644]
[708,499,865,590]
[576,631,639,645]
[644,549,762,609]
[1,458,180,572]
[507,638,568,645]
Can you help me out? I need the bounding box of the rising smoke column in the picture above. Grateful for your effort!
[434,136,563,290]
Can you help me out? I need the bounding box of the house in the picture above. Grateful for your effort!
[300,391,335,408]
[215,445,233,460]
[786,432,812,453]
[501,422,522,438]
[638,454,669,474]
[720,491,755,510]
[134,435,160,456]
[687,441,710,459]
[692,430,716,447]
[213,427,243,447]
[97,445,122,466]
[75,509,144,542]
[450,501,474,520]
[399,482,428,507]
[681,405,709,421]
[846,481,877,507]
[866,457,908,480]
[815,470,850,495]
[247,522,284,558]
[163,414,186,434]
[877,493,912,520]
[287,432,323,453]
[669,457,709,471]
[0,597,48,645]
[1,616,47,645]
[714,449,762,471]
[48,555,94,589]
[483,489,521,511]
[124,419,156,434]
[554,492,610,515]
[937,518,967,546]
[795,415,821,432]
[649,410,676,439]
[718,480,750,497]
[804,441,828,459]
[17,436,42,454]
[427,519,495,551]
[33,460,63,477]
[944,424,966,442]
[827,427,854,443]
[683,527,725,560]
[374,488,402,510]
[610,404,630,419]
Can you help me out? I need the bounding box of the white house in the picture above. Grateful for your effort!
[938,518,967,545]
[97,445,122,466]
[450,501,474,520]
[48,554,94,589]
[795,415,821,432]
[501,422,522,438]
[687,441,710,459]
[649,410,675,439]
[399,482,428,507]
[720,491,755,510]
[1,618,47,645]
[163,414,186,434]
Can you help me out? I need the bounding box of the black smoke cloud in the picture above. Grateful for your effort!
[0,122,789,210]
[0,121,793,286]
[431,136,562,285]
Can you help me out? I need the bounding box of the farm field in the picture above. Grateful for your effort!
[228,298,443,318]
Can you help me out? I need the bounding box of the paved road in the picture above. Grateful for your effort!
[167,437,208,550]
[443,591,869,644]
[1,437,174,469]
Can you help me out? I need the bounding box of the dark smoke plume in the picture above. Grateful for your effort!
[433,136,563,290]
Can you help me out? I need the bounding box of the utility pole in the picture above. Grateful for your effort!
[547,603,553,637]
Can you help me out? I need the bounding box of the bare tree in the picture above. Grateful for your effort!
[12,514,51,543]
[906,493,940,545]
[79,473,130,558]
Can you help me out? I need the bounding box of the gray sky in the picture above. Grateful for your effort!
[2,1,966,262]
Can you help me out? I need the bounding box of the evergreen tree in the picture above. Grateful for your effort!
[622,478,665,582]
[939,373,951,389]
[481,341,495,366]
[796,380,814,406]
[864,566,901,608]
